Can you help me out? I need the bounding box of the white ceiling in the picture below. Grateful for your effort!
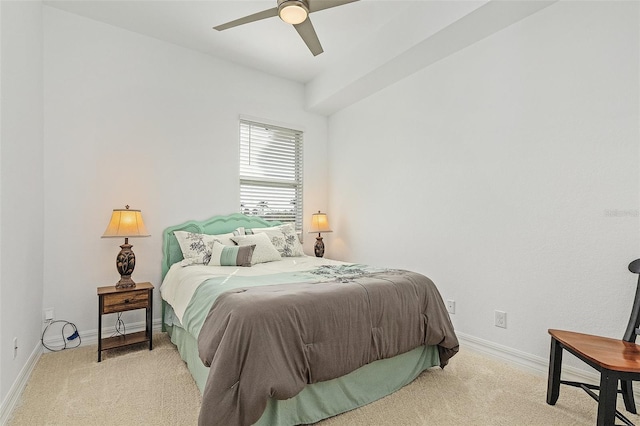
[42,0,555,114]
[43,0,485,83]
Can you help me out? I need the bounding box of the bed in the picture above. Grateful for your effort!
[160,213,459,426]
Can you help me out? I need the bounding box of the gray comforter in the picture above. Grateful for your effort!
[197,265,459,426]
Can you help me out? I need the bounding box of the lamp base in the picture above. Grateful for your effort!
[115,276,136,289]
[115,241,137,289]
[314,235,325,258]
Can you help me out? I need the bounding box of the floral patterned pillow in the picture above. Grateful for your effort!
[174,231,217,266]
[242,223,305,257]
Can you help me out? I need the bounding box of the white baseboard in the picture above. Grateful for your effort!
[42,318,163,351]
[457,331,640,400]
[0,341,42,425]
[457,331,551,377]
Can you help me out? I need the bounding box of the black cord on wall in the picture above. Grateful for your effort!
[41,320,81,352]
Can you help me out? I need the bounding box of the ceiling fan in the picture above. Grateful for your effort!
[213,0,359,56]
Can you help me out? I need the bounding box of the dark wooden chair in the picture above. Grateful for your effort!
[547,259,640,426]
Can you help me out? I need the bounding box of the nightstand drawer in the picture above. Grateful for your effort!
[102,290,149,314]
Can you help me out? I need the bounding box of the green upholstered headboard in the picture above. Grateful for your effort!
[161,213,282,280]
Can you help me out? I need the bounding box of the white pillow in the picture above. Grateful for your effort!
[232,227,248,236]
[243,223,305,257]
[231,233,281,265]
[211,232,236,247]
[174,231,216,266]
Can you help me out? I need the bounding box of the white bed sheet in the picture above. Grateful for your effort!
[160,256,348,324]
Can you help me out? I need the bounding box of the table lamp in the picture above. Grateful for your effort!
[308,211,332,258]
[102,205,150,288]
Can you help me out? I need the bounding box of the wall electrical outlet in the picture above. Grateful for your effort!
[446,300,455,314]
[44,308,54,322]
[495,310,507,328]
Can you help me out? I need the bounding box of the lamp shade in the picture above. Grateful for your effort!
[102,207,150,238]
[309,211,332,234]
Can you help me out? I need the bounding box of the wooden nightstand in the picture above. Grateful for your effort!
[97,282,153,362]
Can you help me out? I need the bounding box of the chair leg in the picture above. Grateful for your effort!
[597,370,618,426]
[547,337,563,405]
[621,380,637,414]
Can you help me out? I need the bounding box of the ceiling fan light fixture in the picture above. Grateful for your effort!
[278,0,309,25]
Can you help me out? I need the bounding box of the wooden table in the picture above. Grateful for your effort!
[97,282,153,362]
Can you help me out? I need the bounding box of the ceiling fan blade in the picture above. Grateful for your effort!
[214,7,279,31]
[308,0,359,14]
[293,18,324,56]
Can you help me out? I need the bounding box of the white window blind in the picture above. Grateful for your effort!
[240,119,303,230]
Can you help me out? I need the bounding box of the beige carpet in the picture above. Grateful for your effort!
[8,333,201,425]
[8,333,640,425]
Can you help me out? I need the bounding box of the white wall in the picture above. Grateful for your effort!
[42,7,328,339]
[328,1,639,364]
[0,0,4,406]
[0,0,44,402]
[3,0,636,409]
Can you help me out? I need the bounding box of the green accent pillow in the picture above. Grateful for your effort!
[209,241,255,267]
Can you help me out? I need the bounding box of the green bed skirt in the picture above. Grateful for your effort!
[166,324,440,425]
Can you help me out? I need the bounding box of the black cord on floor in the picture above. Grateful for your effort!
[110,312,126,338]
[41,320,81,351]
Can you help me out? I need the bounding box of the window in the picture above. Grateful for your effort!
[239,119,303,230]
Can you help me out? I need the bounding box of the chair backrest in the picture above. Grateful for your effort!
[623,259,640,342]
